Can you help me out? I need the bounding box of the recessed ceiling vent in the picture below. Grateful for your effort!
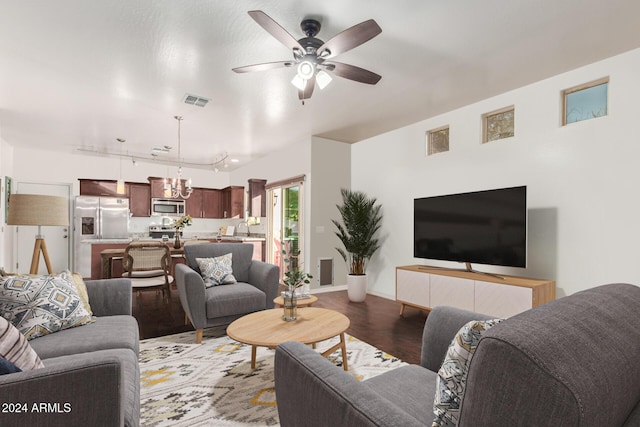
[183,93,210,107]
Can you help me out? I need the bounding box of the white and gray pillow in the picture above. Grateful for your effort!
[196,253,237,288]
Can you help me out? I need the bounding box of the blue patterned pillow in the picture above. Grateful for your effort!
[196,253,237,288]
[432,318,503,427]
[0,275,94,340]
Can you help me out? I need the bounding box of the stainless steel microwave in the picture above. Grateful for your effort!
[151,198,186,217]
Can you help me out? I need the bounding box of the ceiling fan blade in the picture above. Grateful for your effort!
[232,61,293,73]
[298,76,316,100]
[248,10,305,53]
[324,62,381,85]
[317,19,381,59]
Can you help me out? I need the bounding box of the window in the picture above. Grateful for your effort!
[482,106,515,143]
[562,77,608,125]
[427,127,450,155]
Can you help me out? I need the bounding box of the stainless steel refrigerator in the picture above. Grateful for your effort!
[74,196,130,277]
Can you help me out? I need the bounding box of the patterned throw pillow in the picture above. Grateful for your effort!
[58,270,93,316]
[0,275,94,340]
[0,316,44,370]
[432,318,503,427]
[196,253,237,288]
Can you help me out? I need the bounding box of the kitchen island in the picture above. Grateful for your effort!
[87,237,266,280]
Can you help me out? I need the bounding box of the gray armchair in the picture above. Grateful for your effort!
[175,243,280,343]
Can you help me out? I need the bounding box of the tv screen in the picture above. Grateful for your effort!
[414,186,527,268]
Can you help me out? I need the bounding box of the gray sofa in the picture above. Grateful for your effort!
[0,278,140,427]
[275,283,640,426]
[175,243,280,343]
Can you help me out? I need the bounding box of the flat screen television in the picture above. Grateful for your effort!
[414,186,527,268]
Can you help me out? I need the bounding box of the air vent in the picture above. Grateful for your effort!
[183,93,210,107]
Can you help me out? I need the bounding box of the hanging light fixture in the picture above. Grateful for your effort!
[116,138,126,194]
[167,115,193,199]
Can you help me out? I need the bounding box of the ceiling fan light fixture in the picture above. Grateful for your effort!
[316,70,332,90]
[291,74,307,90]
[297,60,315,80]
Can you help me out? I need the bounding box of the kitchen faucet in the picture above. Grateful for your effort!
[236,220,250,237]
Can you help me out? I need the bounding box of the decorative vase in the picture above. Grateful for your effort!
[174,231,181,249]
[282,291,297,321]
[347,274,368,302]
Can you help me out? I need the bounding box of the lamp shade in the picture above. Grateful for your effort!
[7,194,69,226]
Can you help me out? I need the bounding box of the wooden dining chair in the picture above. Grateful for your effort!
[122,241,173,304]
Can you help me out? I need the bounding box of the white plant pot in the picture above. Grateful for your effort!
[347,274,368,302]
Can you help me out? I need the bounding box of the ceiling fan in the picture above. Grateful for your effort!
[233,10,382,102]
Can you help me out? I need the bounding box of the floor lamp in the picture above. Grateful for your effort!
[7,194,69,274]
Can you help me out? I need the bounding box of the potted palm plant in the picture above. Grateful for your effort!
[332,188,383,302]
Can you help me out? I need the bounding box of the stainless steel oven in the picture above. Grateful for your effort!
[151,198,186,217]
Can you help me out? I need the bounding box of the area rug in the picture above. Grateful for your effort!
[139,326,407,426]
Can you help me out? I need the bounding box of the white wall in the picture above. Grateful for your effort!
[309,136,351,288]
[231,138,313,270]
[352,48,640,299]
[0,132,15,272]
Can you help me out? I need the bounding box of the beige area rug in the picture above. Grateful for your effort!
[139,326,407,426]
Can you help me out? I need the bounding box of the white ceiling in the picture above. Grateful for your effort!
[1,0,639,170]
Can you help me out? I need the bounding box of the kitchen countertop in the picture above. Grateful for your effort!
[81,236,266,244]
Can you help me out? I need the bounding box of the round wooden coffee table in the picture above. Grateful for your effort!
[227,307,350,371]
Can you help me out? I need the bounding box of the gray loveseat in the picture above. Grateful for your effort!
[175,243,280,343]
[0,278,140,427]
[275,283,640,426]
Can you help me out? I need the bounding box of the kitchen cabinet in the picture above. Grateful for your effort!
[79,179,119,197]
[248,179,267,217]
[128,183,150,217]
[202,189,223,218]
[222,186,244,218]
[148,177,168,198]
[185,188,204,217]
[185,188,223,218]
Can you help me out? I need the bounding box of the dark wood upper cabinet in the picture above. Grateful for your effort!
[128,183,150,217]
[79,179,121,197]
[80,178,244,219]
[202,189,223,218]
[248,179,267,217]
[185,188,204,218]
[222,186,245,219]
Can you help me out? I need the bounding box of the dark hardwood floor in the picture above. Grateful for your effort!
[134,287,428,365]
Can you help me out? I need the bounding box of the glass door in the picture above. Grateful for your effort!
[267,179,304,284]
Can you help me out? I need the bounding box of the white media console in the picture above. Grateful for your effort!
[396,265,556,318]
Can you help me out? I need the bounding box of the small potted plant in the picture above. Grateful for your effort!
[174,214,192,248]
[332,188,383,302]
[281,242,312,321]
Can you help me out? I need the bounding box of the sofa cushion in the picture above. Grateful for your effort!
[196,253,237,287]
[0,275,93,340]
[42,348,140,427]
[364,364,438,423]
[204,282,266,318]
[0,316,44,370]
[432,318,502,427]
[29,315,139,359]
